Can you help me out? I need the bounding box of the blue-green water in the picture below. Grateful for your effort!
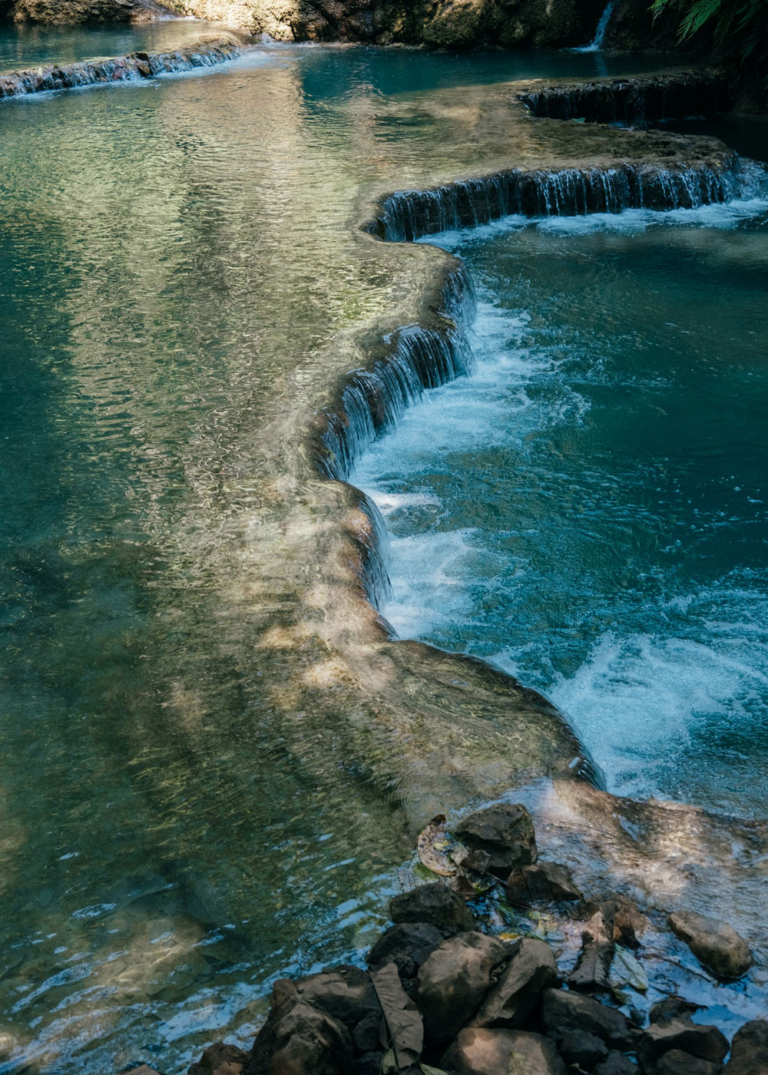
[0,35,700,1074]
[355,197,768,817]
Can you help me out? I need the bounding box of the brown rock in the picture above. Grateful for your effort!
[367,922,449,978]
[294,965,381,1032]
[390,883,475,933]
[442,1027,566,1075]
[668,911,752,981]
[472,938,557,1029]
[650,998,704,1025]
[505,862,581,905]
[188,1043,248,1074]
[568,909,615,992]
[541,989,638,1051]
[724,1019,768,1075]
[655,1050,723,1075]
[246,983,353,1075]
[558,1029,609,1068]
[455,804,537,881]
[637,1017,728,1070]
[416,931,509,1045]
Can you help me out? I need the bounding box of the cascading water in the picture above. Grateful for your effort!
[575,0,617,52]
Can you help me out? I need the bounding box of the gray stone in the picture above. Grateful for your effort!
[668,911,752,981]
[188,1043,248,1074]
[724,1019,768,1075]
[455,804,537,880]
[442,1028,566,1075]
[637,1017,729,1070]
[541,989,638,1051]
[655,1050,723,1075]
[472,939,557,1029]
[558,1029,609,1068]
[246,983,353,1075]
[294,965,380,1032]
[505,862,582,905]
[416,931,509,1045]
[368,922,450,978]
[595,1053,639,1075]
[390,883,475,933]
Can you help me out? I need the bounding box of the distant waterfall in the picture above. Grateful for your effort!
[575,0,617,52]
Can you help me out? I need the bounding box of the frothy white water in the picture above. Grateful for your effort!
[574,0,617,53]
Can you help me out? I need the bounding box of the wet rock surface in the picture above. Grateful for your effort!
[455,803,538,880]
[390,883,475,934]
[472,938,557,1029]
[416,931,509,1044]
[667,911,752,981]
[506,861,582,904]
[723,1019,768,1075]
[637,1016,729,1070]
[443,1027,566,1075]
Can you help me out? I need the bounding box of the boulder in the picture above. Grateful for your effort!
[637,1017,729,1070]
[655,1050,723,1075]
[595,1053,639,1075]
[541,989,638,1051]
[506,862,581,905]
[442,1027,566,1075]
[416,932,509,1045]
[569,909,615,992]
[246,982,353,1075]
[188,1044,248,1074]
[650,998,704,1025]
[472,939,557,1029]
[390,883,475,933]
[724,1019,768,1075]
[668,912,752,981]
[558,1029,609,1068]
[294,965,381,1035]
[455,804,537,881]
[351,1054,383,1075]
[368,923,449,978]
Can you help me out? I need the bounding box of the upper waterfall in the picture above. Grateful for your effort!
[575,0,617,52]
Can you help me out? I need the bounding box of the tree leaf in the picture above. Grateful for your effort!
[612,944,649,993]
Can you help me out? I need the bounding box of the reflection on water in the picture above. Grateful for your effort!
[0,37,693,1074]
[0,20,231,73]
[355,198,768,818]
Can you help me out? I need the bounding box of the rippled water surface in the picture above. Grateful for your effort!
[0,35,697,1074]
[356,198,768,817]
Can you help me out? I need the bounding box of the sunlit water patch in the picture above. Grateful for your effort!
[354,189,768,817]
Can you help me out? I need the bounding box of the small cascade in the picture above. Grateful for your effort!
[519,72,731,125]
[320,265,475,483]
[575,0,617,52]
[0,37,245,100]
[372,156,763,243]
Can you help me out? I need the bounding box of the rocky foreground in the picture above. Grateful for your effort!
[126,804,766,1075]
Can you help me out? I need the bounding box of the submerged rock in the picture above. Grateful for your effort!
[442,1027,566,1075]
[723,1019,768,1074]
[390,883,474,933]
[455,804,537,881]
[416,932,509,1045]
[668,911,752,980]
[472,938,557,1030]
[505,861,582,905]
[650,998,704,1026]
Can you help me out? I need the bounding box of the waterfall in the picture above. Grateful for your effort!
[575,0,617,52]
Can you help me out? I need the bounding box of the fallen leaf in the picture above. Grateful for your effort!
[417,815,457,877]
[612,944,649,992]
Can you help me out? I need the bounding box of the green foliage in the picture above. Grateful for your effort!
[651,0,768,74]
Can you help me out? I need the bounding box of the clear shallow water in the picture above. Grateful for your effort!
[355,196,768,817]
[0,20,230,73]
[0,33,692,1074]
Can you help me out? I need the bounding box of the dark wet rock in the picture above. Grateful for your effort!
[600,896,648,950]
[667,911,752,981]
[188,1043,248,1074]
[637,1017,729,1070]
[367,922,449,978]
[472,938,557,1029]
[506,862,582,905]
[442,1027,566,1075]
[390,883,475,934]
[655,1050,723,1075]
[10,0,172,25]
[352,1053,383,1075]
[723,1019,768,1074]
[595,1053,640,1075]
[294,965,381,1034]
[246,981,353,1075]
[558,1029,609,1069]
[455,804,537,881]
[351,1011,382,1055]
[416,931,509,1045]
[650,998,704,1026]
[569,910,615,992]
[542,989,638,1051]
